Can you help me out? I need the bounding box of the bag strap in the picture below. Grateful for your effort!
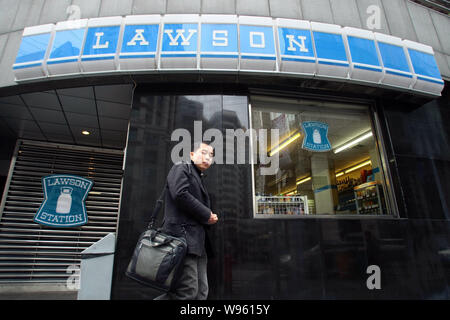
[147,162,193,229]
[147,183,167,229]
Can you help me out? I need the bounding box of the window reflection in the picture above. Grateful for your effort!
[251,95,390,216]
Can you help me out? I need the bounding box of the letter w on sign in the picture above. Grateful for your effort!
[165,29,197,46]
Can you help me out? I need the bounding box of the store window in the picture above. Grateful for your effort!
[250,95,393,217]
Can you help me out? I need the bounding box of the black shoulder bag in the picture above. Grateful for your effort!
[125,182,187,292]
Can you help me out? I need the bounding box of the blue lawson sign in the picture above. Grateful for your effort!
[162,23,198,57]
[240,25,276,60]
[82,25,121,60]
[12,15,445,96]
[34,175,93,227]
[278,27,314,62]
[201,23,238,57]
[14,33,51,68]
[121,24,159,58]
[301,121,332,152]
[48,28,85,64]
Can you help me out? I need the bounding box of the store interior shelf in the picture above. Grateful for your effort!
[256,195,309,215]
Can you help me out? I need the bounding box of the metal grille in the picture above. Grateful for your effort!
[0,140,124,283]
[410,0,450,14]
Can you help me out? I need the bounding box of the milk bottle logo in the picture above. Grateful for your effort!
[313,129,322,144]
[301,121,332,152]
[56,187,73,214]
[34,175,93,227]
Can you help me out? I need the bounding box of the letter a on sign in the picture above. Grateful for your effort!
[127,29,149,46]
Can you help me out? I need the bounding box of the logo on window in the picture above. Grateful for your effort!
[34,175,93,227]
[301,121,332,152]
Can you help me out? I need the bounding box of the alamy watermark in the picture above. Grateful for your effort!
[366,265,381,290]
[66,262,381,291]
[171,121,280,175]
[66,264,80,290]
[366,5,381,30]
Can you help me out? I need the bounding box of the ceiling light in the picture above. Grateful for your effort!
[344,160,372,174]
[296,176,311,185]
[81,130,90,135]
[333,131,373,154]
[269,132,301,157]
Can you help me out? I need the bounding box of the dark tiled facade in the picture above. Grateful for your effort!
[111,86,450,299]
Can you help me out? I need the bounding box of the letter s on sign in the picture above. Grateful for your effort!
[213,30,228,47]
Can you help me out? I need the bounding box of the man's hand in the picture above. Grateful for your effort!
[207,212,218,225]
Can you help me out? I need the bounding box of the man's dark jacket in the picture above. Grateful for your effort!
[161,160,212,257]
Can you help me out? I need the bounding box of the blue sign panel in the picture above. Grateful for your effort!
[48,29,86,64]
[201,24,238,57]
[407,49,444,84]
[82,26,120,60]
[34,175,93,227]
[347,36,381,71]
[301,121,332,152]
[12,15,444,96]
[313,32,348,66]
[377,42,411,77]
[121,24,159,58]
[14,33,51,69]
[240,25,276,59]
[278,27,314,62]
[161,23,198,56]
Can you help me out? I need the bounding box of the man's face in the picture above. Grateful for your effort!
[190,143,214,172]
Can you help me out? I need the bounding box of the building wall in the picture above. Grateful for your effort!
[111,86,450,299]
[0,0,448,300]
[0,0,449,90]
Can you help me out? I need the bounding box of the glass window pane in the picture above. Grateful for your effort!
[250,95,391,217]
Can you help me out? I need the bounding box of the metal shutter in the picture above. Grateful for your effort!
[0,140,124,283]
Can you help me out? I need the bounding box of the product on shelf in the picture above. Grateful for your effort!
[256,194,309,215]
[353,181,383,215]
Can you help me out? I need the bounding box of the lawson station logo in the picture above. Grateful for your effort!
[301,121,332,152]
[34,175,93,227]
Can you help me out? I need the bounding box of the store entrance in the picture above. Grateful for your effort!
[112,92,251,299]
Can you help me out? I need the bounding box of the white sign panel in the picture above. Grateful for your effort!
[13,14,445,96]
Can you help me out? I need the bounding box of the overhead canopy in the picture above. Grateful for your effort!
[12,14,444,97]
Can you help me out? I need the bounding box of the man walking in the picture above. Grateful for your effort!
[155,141,218,300]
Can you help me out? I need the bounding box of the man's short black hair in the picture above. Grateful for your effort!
[191,141,214,153]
